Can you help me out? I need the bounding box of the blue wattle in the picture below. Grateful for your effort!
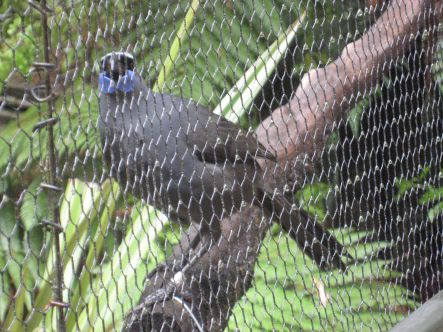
[98,70,135,94]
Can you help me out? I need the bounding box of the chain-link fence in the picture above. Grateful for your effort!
[0,0,442,331]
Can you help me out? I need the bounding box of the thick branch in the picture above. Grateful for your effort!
[256,0,437,186]
[123,1,437,331]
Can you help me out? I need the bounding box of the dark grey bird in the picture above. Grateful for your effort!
[98,51,348,272]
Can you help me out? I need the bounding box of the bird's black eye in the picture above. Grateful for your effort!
[119,54,135,71]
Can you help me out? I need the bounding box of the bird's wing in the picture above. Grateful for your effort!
[182,101,276,164]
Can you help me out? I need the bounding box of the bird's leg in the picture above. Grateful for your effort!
[176,216,222,271]
[145,227,202,281]
[183,233,212,270]
[179,229,202,268]
[137,233,211,308]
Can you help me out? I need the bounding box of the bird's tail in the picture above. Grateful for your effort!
[260,189,349,271]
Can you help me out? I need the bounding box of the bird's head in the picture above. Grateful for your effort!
[99,52,136,94]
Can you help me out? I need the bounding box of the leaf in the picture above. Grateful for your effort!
[153,0,201,91]
[214,12,306,123]
[427,202,443,221]
[0,253,11,322]
[347,76,387,136]
[77,204,167,331]
[0,84,101,184]
[0,177,8,194]
[228,232,413,331]
[64,181,120,332]
[20,175,48,231]
[0,198,34,332]
[25,179,112,331]
[0,198,19,254]
[296,182,330,220]
[419,186,443,205]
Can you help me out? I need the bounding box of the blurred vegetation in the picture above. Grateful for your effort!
[0,0,441,331]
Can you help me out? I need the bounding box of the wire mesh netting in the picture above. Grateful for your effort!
[0,0,442,331]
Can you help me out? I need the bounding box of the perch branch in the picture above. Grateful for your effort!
[256,0,439,187]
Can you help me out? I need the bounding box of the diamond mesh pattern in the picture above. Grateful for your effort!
[0,1,442,331]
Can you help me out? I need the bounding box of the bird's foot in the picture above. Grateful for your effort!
[140,279,177,307]
[139,268,194,308]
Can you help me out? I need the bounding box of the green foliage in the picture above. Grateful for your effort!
[0,14,36,82]
[395,167,443,221]
[228,231,413,331]
[0,190,45,331]
[432,29,443,94]
[0,84,100,183]
[347,76,388,137]
[2,179,169,332]
[19,175,48,230]
[296,183,331,220]
[143,0,305,108]
[214,12,306,122]
[153,0,201,91]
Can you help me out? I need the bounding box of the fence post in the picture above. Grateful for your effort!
[389,290,443,332]
[29,0,67,331]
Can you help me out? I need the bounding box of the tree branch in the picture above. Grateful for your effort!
[256,0,438,187]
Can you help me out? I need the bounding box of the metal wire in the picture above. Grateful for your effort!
[0,1,442,331]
